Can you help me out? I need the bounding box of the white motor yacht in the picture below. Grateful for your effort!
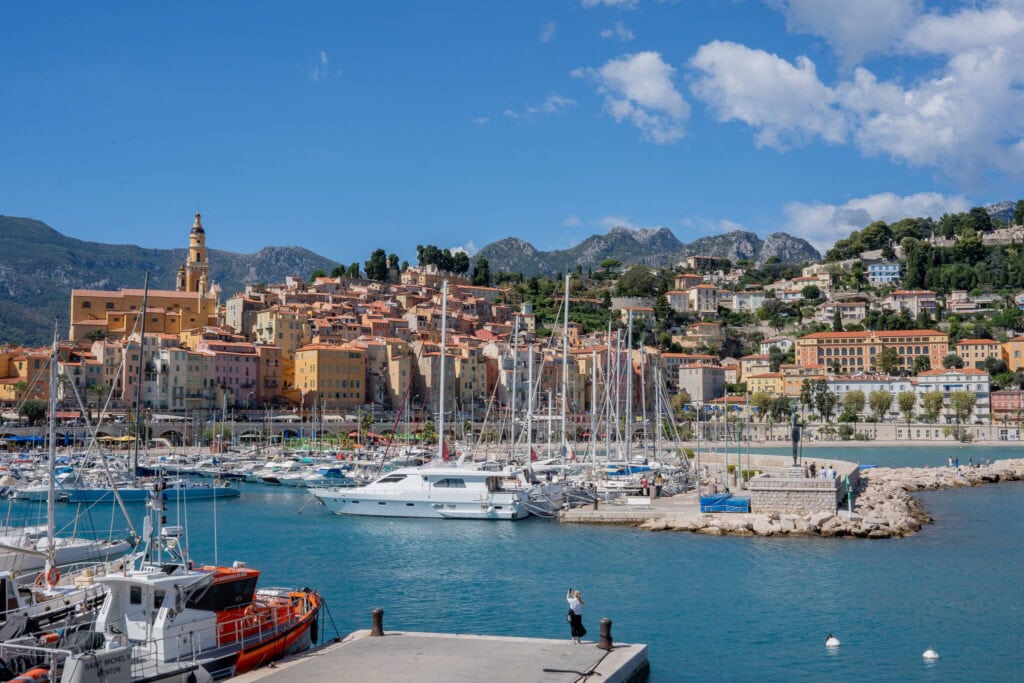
[313,465,530,520]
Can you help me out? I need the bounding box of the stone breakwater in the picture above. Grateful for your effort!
[638,459,1024,540]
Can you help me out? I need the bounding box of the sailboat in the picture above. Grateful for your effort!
[0,323,132,631]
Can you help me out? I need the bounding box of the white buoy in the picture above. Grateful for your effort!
[825,635,840,648]
[923,649,940,660]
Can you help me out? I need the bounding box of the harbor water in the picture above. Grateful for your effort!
[14,446,1024,682]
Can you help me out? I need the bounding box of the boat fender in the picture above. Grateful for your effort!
[922,649,939,660]
[311,618,319,645]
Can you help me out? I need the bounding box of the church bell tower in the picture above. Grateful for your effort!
[183,212,210,295]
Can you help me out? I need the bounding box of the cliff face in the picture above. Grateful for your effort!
[0,215,339,345]
[475,227,821,275]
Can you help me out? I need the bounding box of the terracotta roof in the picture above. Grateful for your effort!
[917,368,989,376]
[956,338,1000,345]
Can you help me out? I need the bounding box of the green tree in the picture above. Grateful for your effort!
[800,284,821,300]
[309,268,327,281]
[329,265,346,278]
[897,391,917,424]
[615,266,660,297]
[842,390,865,418]
[832,307,843,332]
[654,294,671,323]
[670,389,691,416]
[346,262,361,278]
[12,380,28,401]
[750,392,772,422]
[471,257,492,286]
[912,355,931,374]
[18,399,47,425]
[452,251,471,275]
[942,353,964,369]
[768,397,792,422]
[949,390,976,426]
[967,206,993,233]
[599,258,621,274]
[877,347,901,374]
[364,248,389,281]
[922,391,945,423]
[387,253,400,270]
[814,385,837,423]
[420,420,438,445]
[1014,199,1024,226]
[799,379,814,416]
[869,390,893,422]
[359,412,375,444]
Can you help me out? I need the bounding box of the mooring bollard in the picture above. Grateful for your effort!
[593,496,599,510]
[371,608,384,637]
[597,618,612,650]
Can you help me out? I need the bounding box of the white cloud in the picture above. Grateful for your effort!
[562,215,582,228]
[778,0,922,66]
[582,0,639,8]
[310,50,340,81]
[782,192,970,251]
[599,21,635,41]
[451,241,479,257]
[600,215,657,231]
[503,94,577,121]
[689,41,846,150]
[473,117,489,125]
[735,1,1024,177]
[573,51,689,144]
[539,21,556,44]
[903,5,1024,55]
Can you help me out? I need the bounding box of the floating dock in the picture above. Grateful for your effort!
[232,629,649,683]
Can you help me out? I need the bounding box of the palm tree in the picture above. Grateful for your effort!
[87,383,111,421]
[359,411,374,444]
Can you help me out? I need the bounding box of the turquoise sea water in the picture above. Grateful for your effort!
[14,446,1024,682]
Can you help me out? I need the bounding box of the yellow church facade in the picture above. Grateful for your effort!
[69,213,219,342]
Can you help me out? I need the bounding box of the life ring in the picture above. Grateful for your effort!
[34,567,60,587]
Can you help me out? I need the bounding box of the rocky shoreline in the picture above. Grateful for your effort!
[638,458,1024,539]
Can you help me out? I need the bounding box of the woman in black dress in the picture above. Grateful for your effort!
[566,589,586,643]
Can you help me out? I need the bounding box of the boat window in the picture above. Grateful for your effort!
[130,586,142,605]
[377,475,407,484]
[433,478,466,488]
[153,591,165,609]
[186,577,257,611]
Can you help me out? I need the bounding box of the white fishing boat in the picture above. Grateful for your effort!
[313,465,530,519]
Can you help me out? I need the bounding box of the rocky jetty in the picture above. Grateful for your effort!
[638,459,1024,540]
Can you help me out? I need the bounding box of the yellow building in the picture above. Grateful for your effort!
[956,338,1001,369]
[746,372,784,397]
[1003,336,1024,372]
[293,343,366,410]
[69,213,218,341]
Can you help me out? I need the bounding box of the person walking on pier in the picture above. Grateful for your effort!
[566,589,587,644]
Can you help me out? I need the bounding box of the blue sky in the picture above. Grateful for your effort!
[2,0,1022,263]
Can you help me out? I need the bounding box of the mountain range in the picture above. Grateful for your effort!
[472,227,821,276]
[0,216,339,346]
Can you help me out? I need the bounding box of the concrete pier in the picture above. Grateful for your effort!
[232,629,650,683]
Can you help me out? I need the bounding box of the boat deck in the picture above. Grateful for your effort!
[230,629,649,683]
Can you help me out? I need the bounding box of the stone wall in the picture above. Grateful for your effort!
[748,477,839,515]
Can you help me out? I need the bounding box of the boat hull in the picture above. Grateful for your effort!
[316,492,528,520]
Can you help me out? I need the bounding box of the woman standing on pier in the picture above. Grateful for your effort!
[567,589,587,643]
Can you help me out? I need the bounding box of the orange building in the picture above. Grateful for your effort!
[956,338,1001,370]
[795,330,947,374]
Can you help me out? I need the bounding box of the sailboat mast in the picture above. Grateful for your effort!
[132,272,149,484]
[590,348,597,462]
[437,280,447,461]
[560,274,569,458]
[624,309,633,462]
[526,346,534,474]
[640,345,647,461]
[605,322,612,461]
[45,320,59,574]
[509,315,519,461]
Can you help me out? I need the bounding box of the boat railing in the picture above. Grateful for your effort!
[215,593,307,648]
[0,639,71,679]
